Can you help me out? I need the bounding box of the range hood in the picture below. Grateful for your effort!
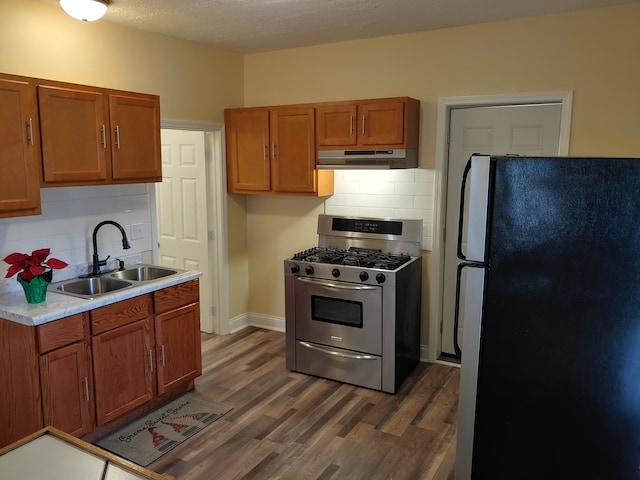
[317,149,418,170]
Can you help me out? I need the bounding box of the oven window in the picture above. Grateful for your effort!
[311,295,363,328]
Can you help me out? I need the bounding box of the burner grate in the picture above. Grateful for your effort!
[292,246,412,270]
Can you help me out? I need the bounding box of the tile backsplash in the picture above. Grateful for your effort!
[0,184,154,294]
[325,168,435,250]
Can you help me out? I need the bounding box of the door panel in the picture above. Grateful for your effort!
[441,104,562,358]
[157,130,211,332]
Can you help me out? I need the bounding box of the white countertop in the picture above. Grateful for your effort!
[0,267,201,327]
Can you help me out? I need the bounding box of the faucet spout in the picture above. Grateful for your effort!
[91,220,131,276]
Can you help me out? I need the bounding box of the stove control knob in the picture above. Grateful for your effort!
[332,268,340,278]
[305,266,315,275]
[359,271,369,282]
[290,264,300,274]
[375,273,386,284]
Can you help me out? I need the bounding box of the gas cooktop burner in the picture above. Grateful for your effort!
[292,246,412,270]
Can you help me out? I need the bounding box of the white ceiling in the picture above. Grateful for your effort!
[38,0,639,53]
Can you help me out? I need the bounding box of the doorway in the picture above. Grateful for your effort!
[151,121,229,334]
[429,92,573,364]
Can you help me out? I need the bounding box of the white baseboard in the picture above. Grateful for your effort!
[227,312,285,334]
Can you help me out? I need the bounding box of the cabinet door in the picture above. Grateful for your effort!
[38,84,110,184]
[0,76,41,217]
[270,107,316,193]
[109,94,162,182]
[359,101,405,146]
[92,319,154,426]
[316,104,357,147]
[0,319,42,448]
[225,109,271,192]
[39,342,94,437]
[155,303,202,395]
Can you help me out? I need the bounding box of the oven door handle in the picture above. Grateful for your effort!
[298,341,379,360]
[296,276,379,291]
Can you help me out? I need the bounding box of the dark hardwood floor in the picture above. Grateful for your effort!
[150,327,459,480]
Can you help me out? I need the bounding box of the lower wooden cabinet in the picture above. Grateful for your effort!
[0,320,42,448]
[154,281,201,395]
[37,312,93,438]
[91,295,155,426]
[0,280,202,448]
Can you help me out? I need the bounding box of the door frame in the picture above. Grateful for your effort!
[429,91,573,364]
[150,119,230,335]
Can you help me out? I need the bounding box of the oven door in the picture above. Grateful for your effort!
[294,276,382,354]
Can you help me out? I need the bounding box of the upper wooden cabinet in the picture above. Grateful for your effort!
[109,93,162,182]
[38,84,110,184]
[225,106,333,196]
[37,80,162,186]
[316,97,420,150]
[0,74,42,218]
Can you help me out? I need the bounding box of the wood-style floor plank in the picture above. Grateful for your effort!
[150,327,458,480]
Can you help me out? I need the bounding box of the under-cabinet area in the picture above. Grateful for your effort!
[0,279,201,449]
[0,71,162,219]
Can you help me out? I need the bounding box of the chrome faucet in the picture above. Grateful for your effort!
[91,221,131,276]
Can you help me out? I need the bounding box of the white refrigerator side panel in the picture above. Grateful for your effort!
[466,155,490,261]
[455,155,491,480]
[454,266,486,480]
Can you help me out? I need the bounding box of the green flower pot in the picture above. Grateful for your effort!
[17,273,50,304]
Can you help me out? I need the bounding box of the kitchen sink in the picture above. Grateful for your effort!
[111,265,177,282]
[54,277,133,299]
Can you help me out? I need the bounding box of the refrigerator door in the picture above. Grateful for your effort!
[467,157,640,480]
[454,155,492,479]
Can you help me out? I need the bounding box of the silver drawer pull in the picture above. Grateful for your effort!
[299,341,378,360]
[27,118,34,146]
[83,376,90,402]
[297,276,378,291]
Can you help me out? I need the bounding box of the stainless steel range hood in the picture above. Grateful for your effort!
[316,149,418,170]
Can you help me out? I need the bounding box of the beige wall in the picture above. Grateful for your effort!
[0,0,250,320]
[242,4,640,345]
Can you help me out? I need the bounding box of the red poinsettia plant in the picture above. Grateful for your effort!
[3,248,68,283]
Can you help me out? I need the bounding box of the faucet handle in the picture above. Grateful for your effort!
[98,255,111,267]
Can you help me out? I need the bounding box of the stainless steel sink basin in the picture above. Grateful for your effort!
[111,265,178,282]
[54,277,133,299]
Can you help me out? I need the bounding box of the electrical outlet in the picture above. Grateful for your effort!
[131,223,144,240]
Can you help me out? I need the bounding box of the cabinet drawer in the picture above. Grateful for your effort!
[37,313,88,354]
[154,280,199,314]
[91,294,153,335]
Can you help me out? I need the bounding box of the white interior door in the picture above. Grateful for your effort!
[441,103,562,359]
[157,129,213,332]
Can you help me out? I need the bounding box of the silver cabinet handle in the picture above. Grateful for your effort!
[297,276,378,291]
[161,344,166,366]
[349,115,353,136]
[83,376,90,402]
[362,115,366,135]
[101,124,106,149]
[263,144,267,161]
[115,125,121,149]
[27,118,34,146]
[148,349,153,372]
[272,143,276,159]
[299,341,378,360]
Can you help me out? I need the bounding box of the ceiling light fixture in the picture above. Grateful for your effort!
[59,0,110,22]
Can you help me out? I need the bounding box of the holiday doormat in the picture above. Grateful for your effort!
[95,393,232,467]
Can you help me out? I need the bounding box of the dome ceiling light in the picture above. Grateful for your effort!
[59,0,110,22]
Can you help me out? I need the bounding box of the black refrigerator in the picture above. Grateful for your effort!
[454,155,640,480]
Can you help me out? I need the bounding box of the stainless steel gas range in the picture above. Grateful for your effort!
[284,214,423,394]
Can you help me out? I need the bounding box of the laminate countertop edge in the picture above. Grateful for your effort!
[0,270,202,327]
